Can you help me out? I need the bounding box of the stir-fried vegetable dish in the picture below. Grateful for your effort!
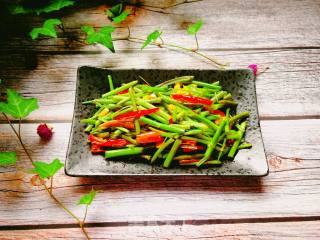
[81,75,251,168]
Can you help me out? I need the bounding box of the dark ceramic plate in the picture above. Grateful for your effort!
[65,66,268,176]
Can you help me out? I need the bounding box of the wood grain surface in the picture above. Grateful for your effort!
[1,120,320,227]
[1,221,320,239]
[0,0,320,239]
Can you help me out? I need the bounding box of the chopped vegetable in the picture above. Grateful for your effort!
[82,75,250,168]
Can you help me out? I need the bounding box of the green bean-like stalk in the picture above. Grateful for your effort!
[228,122,247,158]
[102,80,138,98]
[108,75,114,91]
[140,117,185,134]
[163,139,182,168]
[105,147,143,158]
[129,87,141,134]
[197,119,226,167]
[230,112,250,126]
[151,138,175,163]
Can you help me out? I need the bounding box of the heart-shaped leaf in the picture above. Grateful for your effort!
[29,19,62,40]
[32,159,64,179]
[0,89,39,118]
[81,25,115,53]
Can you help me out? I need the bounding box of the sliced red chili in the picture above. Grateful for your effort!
[89,135,129,148]
[115,108,160,120]
[99,120,135,129]
[117,89,129,94]
[179,159,200,164]
[91,144,105,153]
[227,139,235,146]
[136,131,164,144]
[181,139,197,146]
[155,139,165,148]
[88,135,105,144]
[172,94,213,105]
[180,144,205,153]
[208,109,226,117]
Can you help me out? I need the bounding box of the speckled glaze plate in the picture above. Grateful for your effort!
[65,66,268,176]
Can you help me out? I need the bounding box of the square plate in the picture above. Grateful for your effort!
[65,66,268,176]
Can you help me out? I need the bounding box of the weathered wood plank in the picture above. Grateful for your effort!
[1,0,320,51]
[1,221,320,240]
[0,120,319,226]
[1,49,319,121]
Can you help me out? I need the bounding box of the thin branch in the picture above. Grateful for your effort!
[138,75,151,86]
[83,205,89,223]
[159,36,165,45]
[127,26,131,38]
[127,37,228,67]
[194,34,199,51]
[2,113,91,240]
[257,66,270,76]
[18,118,21,138]
[50,176,53,194]
[3,113,33,163]
[141,0,203,10]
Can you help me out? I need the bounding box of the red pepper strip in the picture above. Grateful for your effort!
[156,139,165,148]
[99,120,135,129]
[88,135,105,144]
[181,144,205,153]
[227,139,235,147]
[115,108,160,120]
[172,94,213,105]
[208,109,226,117]
[89,135,129,148]
[91,144,105,153]
[179,159,201,164]
[117,89,129,94]
[136,131,164,144]
[181,139,197,146]
[169,117,174,124]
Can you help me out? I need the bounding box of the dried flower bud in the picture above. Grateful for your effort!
[248,64,258,76]
[37,123,53,140]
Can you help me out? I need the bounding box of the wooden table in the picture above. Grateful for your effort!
[1,0,320,239]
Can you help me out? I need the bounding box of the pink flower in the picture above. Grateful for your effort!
[248,64,258,76]
[37,123,53,140]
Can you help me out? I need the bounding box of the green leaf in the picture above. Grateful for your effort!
[38,0,75,15]
[32,159,64,179]
[81,25,115,53]
[29,19,62,40]
[9,0,74,15]
[78,189,97,206]
[0,89,39,118]
[141,30,162,50]
[105,3,123,19]
[112,10,130,24]
[0,152,17,166]
[187,20,203,35]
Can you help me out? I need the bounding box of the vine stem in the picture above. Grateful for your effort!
[194,34,199,51]
[126,36,228,67]
[2,113,91,240]
[83,205,89,223]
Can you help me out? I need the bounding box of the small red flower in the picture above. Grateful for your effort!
[248,64,258,76]
[37,123,53,140]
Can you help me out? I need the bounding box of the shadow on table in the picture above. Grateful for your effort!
[77,176,264,193]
